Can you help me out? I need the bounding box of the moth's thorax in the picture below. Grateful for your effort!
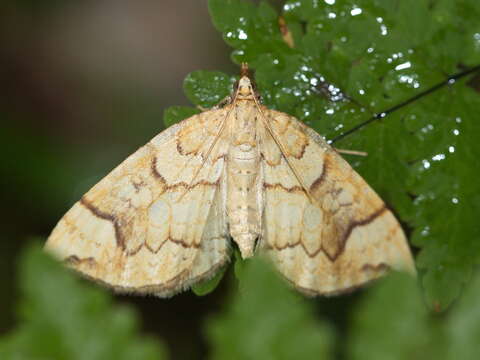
[226,100,262,259]
[231,101,257,146]
[236,76,256,100]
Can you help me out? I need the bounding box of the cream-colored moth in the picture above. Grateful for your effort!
[45,64,415,297]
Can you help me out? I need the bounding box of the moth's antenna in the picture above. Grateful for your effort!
[251,95,316,204]
[242,63,314,202]
[240,62,250,77]
[176,76,242,203]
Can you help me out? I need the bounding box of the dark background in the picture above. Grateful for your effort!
[1,1,240,358]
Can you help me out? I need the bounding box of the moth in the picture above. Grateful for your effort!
[46,64,415,297]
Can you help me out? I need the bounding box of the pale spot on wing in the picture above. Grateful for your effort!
[303,203,322,231]
[148,199,171,227]
[146,199,170,251]
[271,191,302,245]
[322,192,340,213]
[269,112,289,133]
[283,126,308,158]
[171,192,197,224]
[302,204,322,255]
[337,189,354,206]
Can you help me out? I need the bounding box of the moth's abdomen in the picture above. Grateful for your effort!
[226,120,261,258]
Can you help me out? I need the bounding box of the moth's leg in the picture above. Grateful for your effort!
[334,148,368,157]
[213,95,233,109]
[196,96,233,112]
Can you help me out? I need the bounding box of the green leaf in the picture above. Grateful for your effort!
[183,70,235,108]
[205,257,334,360]
[408,85,480,310]
[191,266,227,296]
[206,0,480,309]
[208,0,286,64]
[208,0,257,35]
[163,106,199,128]
[232,248,246,279]
[347,270,480,360]
[0,243,167,360]
[347,273,441,360]
[445,272,480,360]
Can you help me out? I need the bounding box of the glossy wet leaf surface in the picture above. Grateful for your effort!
[183,71,235,109]
[193,0,480,310]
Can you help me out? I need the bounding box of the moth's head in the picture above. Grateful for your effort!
[234,63,258,100]
[237,76,254,97]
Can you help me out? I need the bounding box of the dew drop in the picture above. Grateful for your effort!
[380,24,388,36]
[395,61,411,71]
[432,154,445,161]
[238,29,248,40]
[421,226,430,236]
[351,8,362,16]
[283,1,301,11]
